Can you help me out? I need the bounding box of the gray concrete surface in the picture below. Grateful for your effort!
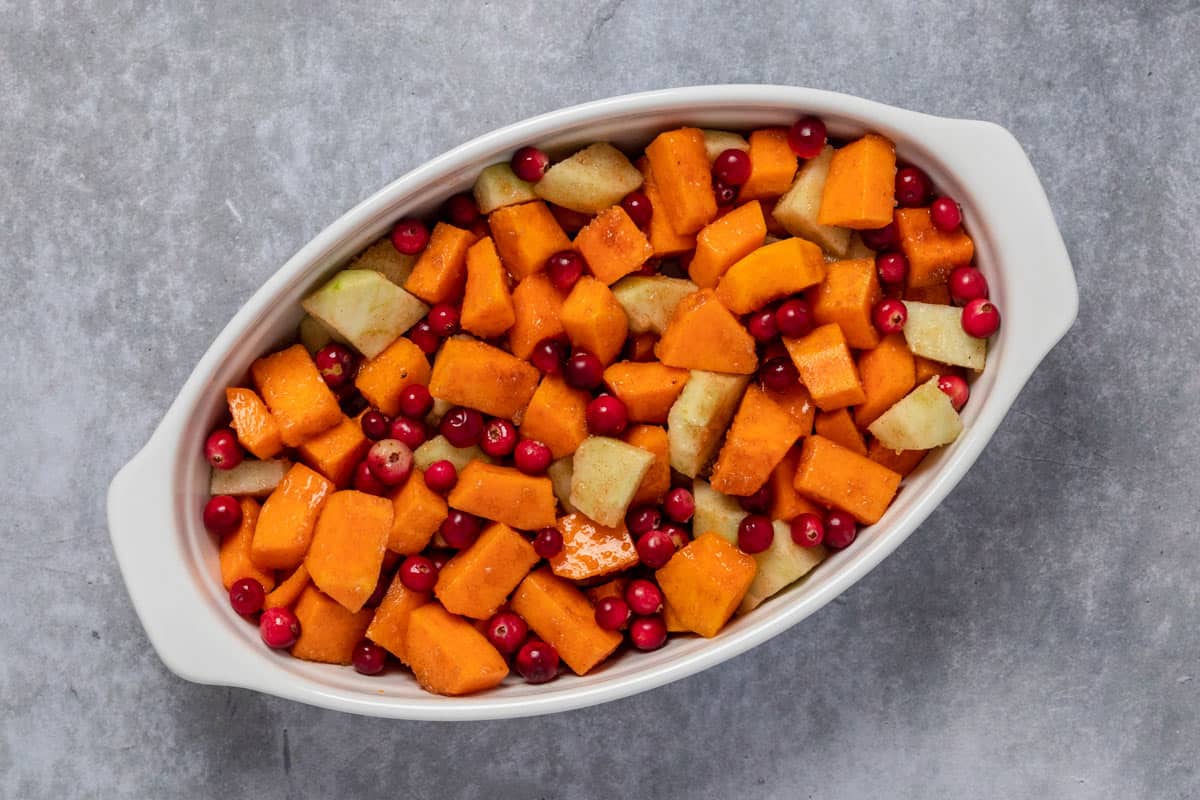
[2,1,1197,797]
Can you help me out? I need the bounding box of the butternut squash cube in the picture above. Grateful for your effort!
[655,532,757,638]
[405,603,509,695]
[511,569,623,675]
[435,523,539,619]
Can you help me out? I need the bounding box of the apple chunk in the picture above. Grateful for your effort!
[739,521,827,613]
[869,377,964,451]
[473,162,537,214]
[611,276,698,335]
[701,129,750,162]
[413,435,493,473]
[547,457,577,514]
[209,458,291,497]
[771,145,851,257]
[692,479,745,546]
[667,370,751,478]
[301,269,428,359]
[569,436,655,526]
[903,301,987,370]
[534,142,644,214]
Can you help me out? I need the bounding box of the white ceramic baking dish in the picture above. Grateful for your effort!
[107,85,1077,720]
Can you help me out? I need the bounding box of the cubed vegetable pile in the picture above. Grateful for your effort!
[202,113,1001,696]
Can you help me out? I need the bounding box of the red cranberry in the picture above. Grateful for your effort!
[204,428,243,471]
[515,639,560,684]
[564,350,604,390]
[787,116,827,159]
[388,416,427,450]
[408,319,440,354]
[876,251,909,286]
[962,298,1001,338]
[532,526,564,558]
[229,577,265,615]
[586,394,629,436]
[663,487,695,523]
[259,607,300,649]
[790,513,825,547]
[423,459,458,494]
[480,418,518,457]
[391,219,430,255]
[360,409,391,440]
[629,616,668,651]
[546,250,585,292]
[713,148,752,185]
[713,179,737,206]
[949,266,989,304]
[747,308,779,342]
[530,337,567,375]
[440,406,484,447]
[824,510,858,550]
[399,555,438,592]
[636,529,676,569]
[514,439,552,475]
[352,639,386,675]
[625,579,664,615]
[594,597,631,631]
[511,146,550,182]
[930,196,962,231]
[203,495,243,535]
[775,298,814,338]
[737,514,774,554]
[661,522,691,550]
[860,222,899,251]
[626,505,663,536]
[895,167,931,207]
[366,438,414,487]
[938,375,970,411]
[352,461,388,496]
[738,486,773,513]
[441,511,481,549]
[398,384,434,418]
[427,303,460,336]
[314,343,357,389]
[484,611,528,655]
[872,299,908,335]
[444,193,480,228]
[427,549,452,572]
[621,190,653,228]
[760,357,799,392]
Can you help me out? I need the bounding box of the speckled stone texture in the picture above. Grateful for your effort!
[2,1,1198,797]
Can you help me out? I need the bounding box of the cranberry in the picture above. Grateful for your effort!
[949,266,989,304]
[259,607,300,649]
[586,394,629,436]
[399,555,438,592]
[629,616,668,651]
[661,522,691,550]
[546,250,585,292]
[532,526,564,558]
[391,219,430,255]
[440,406,484,447]
[876,251,909,286]
[564,350,604,390]
[530,337,567,375]
[386,416,425,450]
[594,597,631,631]
[962,298,1001,338]
[408,319,440,355]
[636,529,676,569]
[484,611,528,655]
[229,577,265,615]
[352,639,386,675]
[479,418,518,457]
[787,116,827,159]
[423,459,458,494]
[203,495,242,535]
[824,510,857,550]
[441,510,480,549]
[398,384,434,418]
[938,374,970,411]
[427,549,452,572]
[626,505,662,536]
[663,487,695,523]
[930,196,962,231]
[712,179,737,206]
[352,461,388,496]
[895,166,932,208]
[515,639,560,684]
[621,190,653,228]
[360,409,391,440]
[872,299,908,335]
[760,357,799,392]
[737,514,774,554]
[511,145,550,182]
[427,303,460,336]
[790,513,825,547]
[514,439,552,475]
[314,343,356,389]
[366,438,414,487]
[204,428,243,471]
[747,308,779,342]
[625,579,664,616]
[738,486,773,513]
[713,148,752,185]
[775,298,814,338]
[860,222,899,251]
[444,193,480,227]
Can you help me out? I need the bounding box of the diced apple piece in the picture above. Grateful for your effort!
[473,162,538,214]
[350,238,418,286]
[413,435,493,473]
[298,315,340,354]
[534,143,644,214]
[610,276,698,335]
[425,397,453,427]
[771,145,851,257]
[569,436,655,527]
[868,377,964,451]
[701,129,750,162]
[301,269,429,359]
[667,370,751,477]
[739,521,827,613]
[547,457,577,514]
[903,301,987,370]
[209,458,292,497]
[692,479,745,546]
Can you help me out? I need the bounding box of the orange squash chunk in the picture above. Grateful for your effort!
[644,127,718,235]
[447,461,557,530]
[738,128,798,201]
[783,323,866,411]
[405,602,509,695]
[655,289,758,374]
[549,513,639,581]
[624,424,670,505]
[225,388,282,460]
[603,361,688,423]
[354,336,431,417]
[428,337,540,419]
[817,133,897,229]
[290,585,373,665]
[895,207,975,289]
[519,375,589,459]
[387,468,449,554]
[263,564,308,610]
[793,435,901,524]
[655,532,757,638]
[461,236,516,338]
[689,201,767,289]
[250,463,335,570]
[561,276,629,364]
[488,200,572,280]
[814,408,868,456]
[403,222,476,304]
[768,447,824,521]
[710,384,806,496]
[856,334,917,427]
[573,206,653,285]
[435,522,539,619]
[365,575,429,663]
[305,490,392,612]
[715,237,825,314]
[218,498,275,592]
[812,258,883,349]
[639,158,696,257]
[508,272,566,360]
[585,576,629,605]
[250,344,342,447]
[296,415,370,488]
[511,568,623,675]
[762,380,816,434]
[868,439,928,477]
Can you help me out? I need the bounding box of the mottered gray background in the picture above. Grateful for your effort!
[2,1,1197,797]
